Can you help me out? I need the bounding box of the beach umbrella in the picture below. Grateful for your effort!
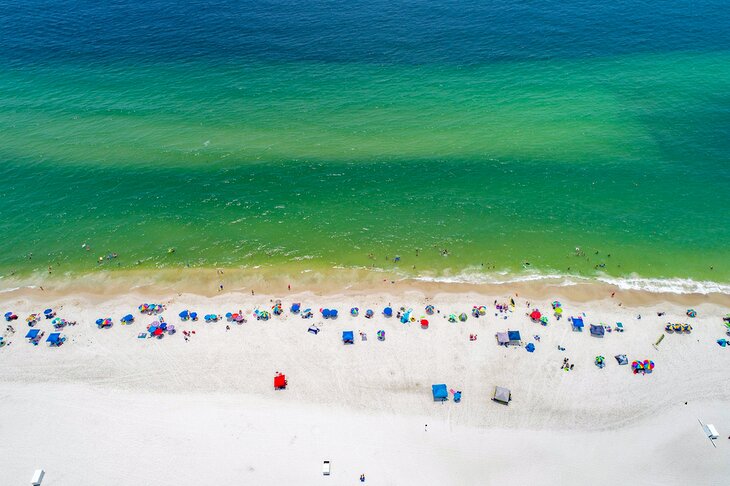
[383,307,393,317]
[448,313,457,323]
[377,330,385,341]
[153,328,164,336]
[530,310,541,321]
[234,314,244,322]
[686,309,697,318]
[322,309,331,318]
[478,306,487,315]
[121,314,134,323]
[540,316,548,325]
[189,312,198,320]
[646,360,655,371]
[552,301,561,309]
[52,317,61,325]
[225,312,233,320]
[330,309,338,318]
[350,307,359,317]
[554,307,563,315]
[365,309,374,318]
[459,313,467,322]
[421,319,429,329]
[159,322,168,330]
[472,307,480,318]
[425,305,435,315]
[291,303,301,313]
[179,310,189,320]
[44,308,53,316]
[525,343,535,353]
[631,361,640,369]
[95,318,103,325]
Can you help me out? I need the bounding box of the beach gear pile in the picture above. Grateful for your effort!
[138,303,165,315]
[95,318,113,329]
[179,310,198,321]
[301,308,313,319]
[631,360,655,375]
[272,300,283,316]
[665,323,692,333]
[225,312,245,323]
[51,317,69,329]
[552,301,563,320]
[147,319,174,337]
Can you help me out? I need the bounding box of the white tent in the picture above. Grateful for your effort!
[493,386,511,404]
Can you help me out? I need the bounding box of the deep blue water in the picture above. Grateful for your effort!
[1,0,729,65]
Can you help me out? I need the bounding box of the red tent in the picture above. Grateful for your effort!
[274,374,287,389]
[530,310,541,320]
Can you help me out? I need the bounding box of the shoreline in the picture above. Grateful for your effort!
[2,267,730,307]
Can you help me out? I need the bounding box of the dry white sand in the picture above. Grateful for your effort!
[1,287,729,485]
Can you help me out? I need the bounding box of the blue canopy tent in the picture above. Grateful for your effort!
[590,324,605,337]
[121,314,134,323]
[432,384,448,401]
[571,317,584,331]
[383,307,393,317]
[342,331,354,344]
[46,333,62,345]
[25,329,40,339]
[179,310,190,320]
[507,330,521,345]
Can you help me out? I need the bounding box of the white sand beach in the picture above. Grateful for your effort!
[1,282,729,485]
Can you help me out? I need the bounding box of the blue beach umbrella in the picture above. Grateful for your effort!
[179,310,189,320]
[383,307,393,317]
[189,312,198,320]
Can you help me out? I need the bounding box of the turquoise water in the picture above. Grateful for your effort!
[0,1,728,286]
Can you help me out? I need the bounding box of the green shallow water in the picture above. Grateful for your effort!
[1,52,729,284]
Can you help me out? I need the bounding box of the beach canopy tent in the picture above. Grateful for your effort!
[493,386,511,404]
[274,374,287,389]
[615,354,629,365]
[383,307,393,317]
[432,384,448,401]
[571,317,584,331]
[342,331,354,344]
[507,330,521,345]
[496,332,509,345]
[46,333,62,345]
[590,325,605,337]
[25,329,40,339]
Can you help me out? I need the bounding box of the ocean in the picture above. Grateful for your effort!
[1,0,728,289]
